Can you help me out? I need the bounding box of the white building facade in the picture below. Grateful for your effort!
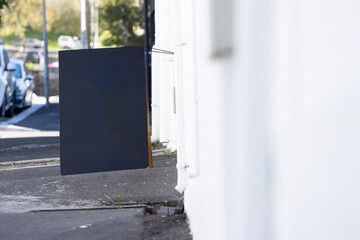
[152,0,360,239]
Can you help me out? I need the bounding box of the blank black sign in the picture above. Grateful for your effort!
[59,46,149,175]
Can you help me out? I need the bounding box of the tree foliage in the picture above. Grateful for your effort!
[0,0,79,39]
[0,0,8,22]
[100,0,144,47]
[0,0,54,37]
[47,0,80,36]
[0,0,144,47]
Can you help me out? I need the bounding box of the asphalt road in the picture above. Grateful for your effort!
[0,209,144,240]
[15,103,59,131]
[0,104,59,162]
[0,136,59,162]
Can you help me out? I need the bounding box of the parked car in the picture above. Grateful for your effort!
[11,59,35,109]
[25,50,43,64]
[22,38,43,49]
[25,50,44,71]
[0,41,16,117]
[48,61,59,72]
[58,35,79,49]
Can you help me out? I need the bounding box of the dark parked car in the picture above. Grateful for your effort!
[25,50,43,64]
[11,59,35,109]
[25,50,44,71]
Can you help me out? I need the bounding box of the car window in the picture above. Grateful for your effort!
[15,64,22,78]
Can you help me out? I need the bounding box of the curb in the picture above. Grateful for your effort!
[0,158,60,170]
[0,104,45,126]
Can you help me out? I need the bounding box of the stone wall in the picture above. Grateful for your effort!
[30,70,59,96]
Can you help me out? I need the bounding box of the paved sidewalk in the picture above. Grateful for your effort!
[0,153,181,212]
[0,99,191,239]
[0,98,59,139]
[0,153,190,240]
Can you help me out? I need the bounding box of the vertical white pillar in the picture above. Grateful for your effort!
[183,0,229,238]
[151,0,161,143]
[181,0,199,178]
[171,0,189,192]
[93,2,99,48]
[152,0,176,146]
[80,0,88,49]
[184,0,271,239]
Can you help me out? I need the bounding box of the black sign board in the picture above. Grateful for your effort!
[59,46,150,175]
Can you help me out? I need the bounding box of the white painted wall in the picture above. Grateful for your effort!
[151,0,176,147]
[154,0,360,239]
[151,42,160,143]
[270,1,360,239]
[184,0,271,238]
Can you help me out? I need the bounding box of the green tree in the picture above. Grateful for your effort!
[0,0,55,37]
[100,0,144,47]
[0,0,79,40]
[48,0,80,37]
[0,0,9,22]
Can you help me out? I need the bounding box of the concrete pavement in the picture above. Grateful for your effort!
[0,100,191,239]
[0,154,181,212]
[0,209,145,240]
[0,153,189,240]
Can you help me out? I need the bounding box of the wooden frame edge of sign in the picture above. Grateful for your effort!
[146,68,153,169]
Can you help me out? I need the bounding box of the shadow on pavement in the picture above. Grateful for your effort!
[0,136,59,162]
[15,103,59,131]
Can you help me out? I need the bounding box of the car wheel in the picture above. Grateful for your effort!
[0,94,6,117]
[28,92,33,107]
[15,95,25,113]
[23,96,27,109]
[5,94,15,118]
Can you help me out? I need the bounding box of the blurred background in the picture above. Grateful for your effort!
[0,0,145,97]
